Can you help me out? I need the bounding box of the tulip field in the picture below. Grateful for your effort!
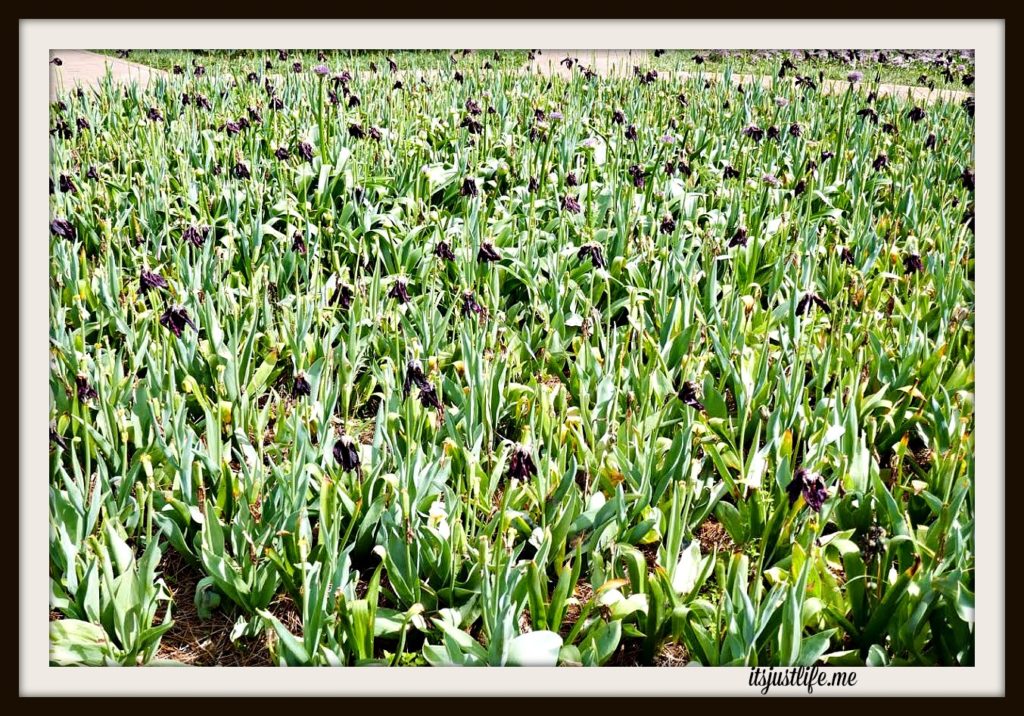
[49,50,975,667]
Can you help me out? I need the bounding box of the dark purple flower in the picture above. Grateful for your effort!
[728,227,749,248]
[248,107,263,123]
[577,243,605,268]
[847,71,863,83]
[333,435,361,473]
[454,71,464,84]
[767,125,781,141]
[528,176,539,193]
[435,241,456,261]
[86,165,99,181]
[840,247,855,266]
[677,93,688,106]
[275,146,290,160]
[292,61,303,73]
[856,107,879,124]
[507,443,537,481]
[872,153,888,171]
[76,117,90,131]
[794,179,807,196]
[461,177,478,197]
[223,120,242,135]
[627,164,645,188]
[462,290,487,320]
[418,382,444,412]
[678,381,705,412]
[330,282,354,309]
[277,50,289,61]
[348,123,365,140]
[820,150,834,161]
[477,242,500,263]
[903,253,924,275]
[796,75,817,90]
[466,98,482,116]
[664,160,676,176]
[139,269,168,293]
[270,97,285,111]
[347,94,361,108]
[49,56,62,66]
[147,107,163,122]
[786,467,828,511]
[293,372,312,397]
[460,115,483,134]
[660,215,677,235]
[392,80,403,91]
[389,279,410,304]
[193,65,205,76]
[159,306,197,338]
[625,124,638,141]
[232,162,251,180]
[882,122,898,135]
[292,232,307,255]
[907,106,927,123]
[925,133,937,150]
[182,225,209,248]
[963,74,974,87]
[561,195,581,214]
[50,218,77,240]
[796,292,831,316]
[76,375,98,403]
[692,54,705,64]
[49,425,68,450]
[195,94,212,110]
[246,71,259,83]
[723,164,740,180]
[961,167,975,191]
[299,141,314,162]
[403,359,428,397]
[388,57,398,73]
[369,126,382,142]
[612,109,625,125]
[743,125,765,143]
[565,172,578,187]
[58,174,76,194]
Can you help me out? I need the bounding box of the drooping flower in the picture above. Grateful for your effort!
[660,215,677,235]
[50,218,77,240]
[627,164,645,188]
[882,122,898,135]
[333,435,361,473]
[418,382,444,412]
[561,195,581,214]
[728,227,749,248]
[58,174,76,194]
[856,107,879,124]
[49,425,68,450]
[528,176,539,193]
[612,109,625,125]
[298,141,314,162]
[565,171,578,187]
[348,94,361,108]
[159,306,197,338]
[723,164,740,180]
[461,290,487,320]
[820,150,835,161]
[275,146,290,160]
[403,359,428,397]
[907,106,927,123]
[847,71,863,83]
[293,372,312,397]
[678,381,705,412]
[76,117,90,131]
[767,125,781,141]
[248,107,263,124]
[461,177,479,198]
[477,242,500,263]
[292,231,307,255]
[786,467,828,511]
[329,282,354,309]
[624,124,638,141]
[796,292,831,315]
[903,252,924,275]
[435,241,456,261]
[872,153,889,171]
[86,165,99,181]
[743,125,765,143]
[388,279,411,304]
[183,225,209,248]
[507,443,538,480]
[146,107,163,122]
[692,54,705,64]
[348,123,365,139]
[232,161,251,180]
[76,375,98,403]
[139,269,168,293]
[961,167,975,191]
[793,179,807,196]
[577,243,605,268]
[460,115,483,134]
[368,126,382,142]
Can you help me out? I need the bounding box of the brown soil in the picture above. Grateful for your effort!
[654,641,691,667]
[697,516,736,554]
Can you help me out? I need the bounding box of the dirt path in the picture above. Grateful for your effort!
[48,48,970,107]
[49,50,165,102]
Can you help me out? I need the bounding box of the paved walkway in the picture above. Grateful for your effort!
[48,49,970,107]
[49,50,165,101]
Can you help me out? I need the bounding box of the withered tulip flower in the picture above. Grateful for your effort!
[348,123,365,139]
[389,279,411,304]
[86,165,99,181]
[404,359,428,397]
[454,71,464,84]
[348,94,361,108]
[961,167,975,191]
[660,215,677,235]
[625,124,638,141]
[435,241,456,261]
[59,174,76,194]
[466,98,482,115]
[292,232,307,255]
[460,115,483,134]
[528,176,539,193]
[728,227,749,248]
[182,225,209,248]
[786,467,828,511]
[508,443,538,480]
[292,372,311,398]
[330,282,354,309]
[195,95,212,110]
[50,218,77,240]
[566,172,578,187]
[903,253,924,275]
[678,381,705,412]
[248,107,263,123]
[299,142,314,162]
[76,117,90,131]
[612,109,625,125]
[461,177,479,197]
[796,292,831,316]
[232,162,251,180]
[139,269,168,293]
[856,107,879,124]
[794,179,807,196]
[275,146,290,160]
[925,133,937,150]
[743,125,765,142]
[767,125,781,141]
[561,195,582,214]
[369,126,382,141]
[907,106,927,122]
[49,426,68,450]
[147,107,163,122]
[333,435,361,473]
[723,165,740,180]
[462,290,487,319]
[577,243,606,269]
[270,97,284,110]
[159,306,197,338]
[477,242,500,263]
[76,375,98,403]
[872,153,888,171]
[628,164,645,188]
[418,383,444,412]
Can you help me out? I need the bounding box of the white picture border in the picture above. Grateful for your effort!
[21,18,1004,696]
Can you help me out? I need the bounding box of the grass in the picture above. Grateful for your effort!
[49,49,975,668]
